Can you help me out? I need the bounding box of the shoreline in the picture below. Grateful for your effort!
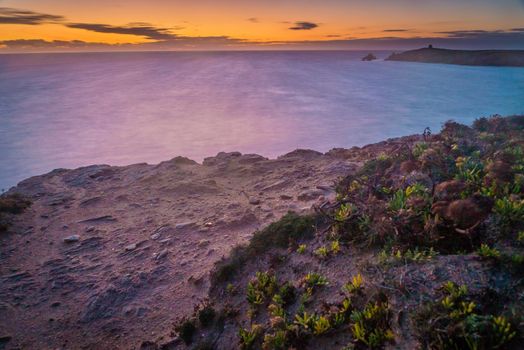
[2,116,524,349]
[386,47,524,67]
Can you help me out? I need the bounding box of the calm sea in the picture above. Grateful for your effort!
[1,51,523,189]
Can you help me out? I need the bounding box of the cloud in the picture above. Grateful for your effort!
[289,21,318,30]
[383,29,409,32]
[0,39,112,49]
[247,17,259,23]
[67,22,177,40]
[0,7,64,25]
[0,36,249,51]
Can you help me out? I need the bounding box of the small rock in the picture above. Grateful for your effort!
[150,232,161,240]
[260,205,272,212]
[297,189,324,201]
[249,198,261,205]
[63,235,80,243]
[227,202,241,209]
[156,249,169,261]
[125,243,137,251]
[85,226,95,233]
[280,194,293,200]
[198,239,210,247]
[204,221,213,227]
[175,222,196,230]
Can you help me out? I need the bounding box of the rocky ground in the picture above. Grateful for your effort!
[3,117,523,350]
[0,148,369,349]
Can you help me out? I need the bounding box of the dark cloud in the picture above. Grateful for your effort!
[0,7,64,25]
[0,36,249,51]
[67,22,177,40]
[0,39,112,49]
[289,21,318,30]
[433,29,524,44]
[383,29,409,32]
[247,17,259,23]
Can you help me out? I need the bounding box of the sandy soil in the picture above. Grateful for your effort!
[0,149,359,349]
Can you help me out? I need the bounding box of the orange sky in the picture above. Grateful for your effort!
[1,0,523,51]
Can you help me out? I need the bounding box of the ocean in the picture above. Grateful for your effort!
[1,50,523,190]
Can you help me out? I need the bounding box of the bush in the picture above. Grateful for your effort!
[175,318,196,345]
[198,304,216,327]
[413,282,518,350]
[211,213,317,284]
[0,193,31,232]
[0,193,31,214]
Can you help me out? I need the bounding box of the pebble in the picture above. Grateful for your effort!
[198,239,210,247]
[297,189,324,201]
[156,249,169,261]
[175,222,196,230]
[125,243,137,251]
[151,232,161,240]
[85,226,95,233]
[63,235,80,243]
[249,198,261,205]
[280,194,293,200]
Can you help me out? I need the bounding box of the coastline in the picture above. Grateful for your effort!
[2,116,524,349]
[386,47,524,67]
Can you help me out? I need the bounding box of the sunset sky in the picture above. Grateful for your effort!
[1,0,523,51]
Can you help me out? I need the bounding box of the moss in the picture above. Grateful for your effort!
[211,212,317,285]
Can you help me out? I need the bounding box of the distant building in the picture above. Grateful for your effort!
[428,44,433,49]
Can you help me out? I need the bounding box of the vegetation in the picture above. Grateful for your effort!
[175,318,196,345]
[189,116,524,349]
[211,212,317,284]
[0,193,31,232]
[414,282,518,349]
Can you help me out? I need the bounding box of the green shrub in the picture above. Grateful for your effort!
[239,324,263,350]
[198,304,216,327]
[494,197,524,226]
[303,272,329,289]
[175,318,196,345]
[414,282,518,350]
[211,213,317,284]
[0,193,31,214]
[477,244,501,259]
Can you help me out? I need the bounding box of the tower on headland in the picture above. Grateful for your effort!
[428,44,433,49]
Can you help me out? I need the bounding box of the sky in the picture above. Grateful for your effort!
[0,0,523,52]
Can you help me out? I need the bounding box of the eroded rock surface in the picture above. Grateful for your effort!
[0,150,357,349]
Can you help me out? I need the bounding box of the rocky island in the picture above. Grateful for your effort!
[387,46,524,67]
[1,115,524,349]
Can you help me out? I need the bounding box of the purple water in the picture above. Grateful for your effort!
[1,51,523,189]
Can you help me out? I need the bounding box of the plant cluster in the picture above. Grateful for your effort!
[331,116,524,255]
[414,282,518,349]
[237,271,393,349]
[0,193,31,232]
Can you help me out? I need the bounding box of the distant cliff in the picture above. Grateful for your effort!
[386,47,524,67]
